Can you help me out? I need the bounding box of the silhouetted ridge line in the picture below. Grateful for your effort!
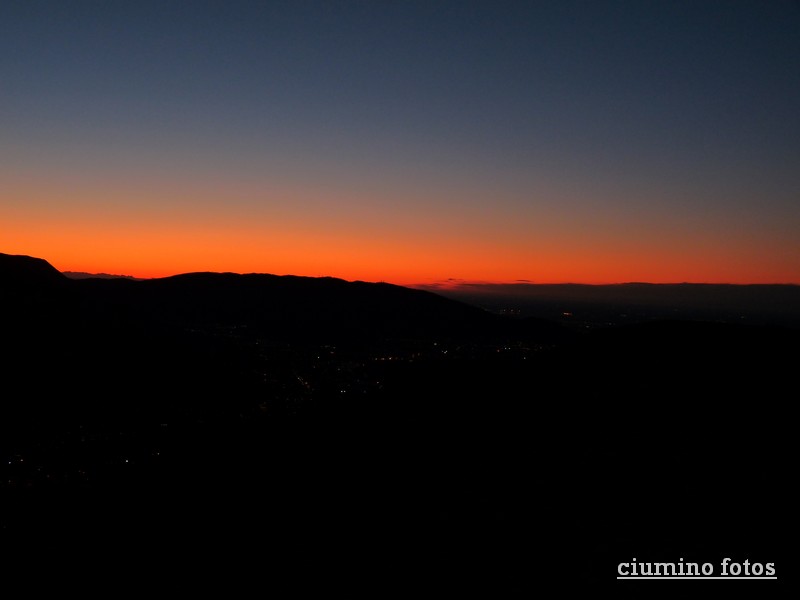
[0,252,566,345]
[0,252,68,288]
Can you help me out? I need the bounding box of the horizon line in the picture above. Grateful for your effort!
[56,269,800,290]
[4,252,798,286]
[59,270,800,288]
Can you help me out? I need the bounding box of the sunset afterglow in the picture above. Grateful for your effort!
[2,2,798,284]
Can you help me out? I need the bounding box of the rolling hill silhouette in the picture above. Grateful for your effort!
[0,251,565,344]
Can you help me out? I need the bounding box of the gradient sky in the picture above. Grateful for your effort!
[2,1,799,284]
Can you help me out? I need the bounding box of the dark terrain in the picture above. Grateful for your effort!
[1,252,789,593]
[425,281,800,329]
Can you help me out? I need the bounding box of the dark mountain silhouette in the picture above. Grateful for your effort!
[0,251,567,346]
[1,251,789,593]
[0,252,67,288]
[122,272,567,343]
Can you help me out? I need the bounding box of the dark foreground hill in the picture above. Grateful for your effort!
[0,252,67,288]
[0,252,789,594]
[1,252,566,344]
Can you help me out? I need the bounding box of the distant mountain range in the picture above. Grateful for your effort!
[421,280,800,328]
[4,252,798,334]
[62,271,142,281]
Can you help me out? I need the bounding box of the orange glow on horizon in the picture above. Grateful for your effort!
[3,215,797,287]
[3,175,798,286]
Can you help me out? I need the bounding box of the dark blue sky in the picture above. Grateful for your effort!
[2,1,799,282]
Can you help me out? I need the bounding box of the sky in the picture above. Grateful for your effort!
[1,0,799,284]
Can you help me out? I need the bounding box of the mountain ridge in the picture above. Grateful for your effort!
[0,252,68,287]
[1,251,566,345]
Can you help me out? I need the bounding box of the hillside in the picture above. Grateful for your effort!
[0,251,789,593]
